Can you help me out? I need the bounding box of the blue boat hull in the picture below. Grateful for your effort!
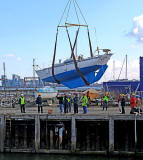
[42,64,108,88]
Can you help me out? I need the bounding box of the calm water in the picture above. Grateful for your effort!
[0,153,138,160]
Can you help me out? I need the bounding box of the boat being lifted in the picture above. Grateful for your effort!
[36,51,112,89]
[36,0,113,89]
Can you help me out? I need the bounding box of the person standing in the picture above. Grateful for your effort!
[73,93,79,114]
[103,95,109,111]
[63,95,68,113]
[121,94,126,114]
[136,95,142,113]
[130,93,136,114]
[67,96,71,113]
[68,95,72,113]
[12,98,16,108]
[57,94,64,113]
[36,93,43,113]
[81,93,88,114]
[19,93,25,113]
[58,122,64,149]
[117,94,122,113]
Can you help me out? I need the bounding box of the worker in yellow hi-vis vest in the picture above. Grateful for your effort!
[63,94,68,113]
[81,93,88,114]
[19,93,26,113]
[103,95,109,111]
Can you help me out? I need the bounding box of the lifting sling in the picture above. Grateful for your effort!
[66,27,89,86]
[87,27,93,57]
[52,28,60,84]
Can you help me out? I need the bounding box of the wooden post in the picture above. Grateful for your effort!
[50,129,54,149]
[35,115,40,152]
[134,115,137,153]
[45,121,48,148]
[71,117,76,152]
[15,126,19,148]
[24,125,27,148]
[0,115,5,152]
[109,117,114,153]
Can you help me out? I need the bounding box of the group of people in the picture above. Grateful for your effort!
[57,92,88,114]
[19,93,43,113]
[57,94,72,113]
[19,92,142,115]
[130,94,143,115]
[19,92,89,114]
[117,93,143,115]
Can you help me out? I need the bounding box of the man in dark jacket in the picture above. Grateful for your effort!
[36,93,43,113]
[57,94,64,113]
[73,94,79,114]
[121,94,126,114]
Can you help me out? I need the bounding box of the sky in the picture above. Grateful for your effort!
[0,0,143,82]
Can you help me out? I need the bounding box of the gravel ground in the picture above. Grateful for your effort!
[0,104,133,115]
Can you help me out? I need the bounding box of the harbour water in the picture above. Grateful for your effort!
[0,153,135,160]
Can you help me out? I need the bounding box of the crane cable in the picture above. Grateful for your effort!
[73,0,80,25]
[65,0,72,23]
[74,0,93,57]
[52,0,93,85]
[74,0,87,25]
[58,0,71,26]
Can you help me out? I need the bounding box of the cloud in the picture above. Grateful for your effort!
[128,14,143,43]
[127,59,139,79]
[16,57,22,61]
[5,54,16,57]
[3,54,22,62]
[130,44,140,48]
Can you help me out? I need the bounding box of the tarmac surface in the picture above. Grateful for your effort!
[0,104,135,115]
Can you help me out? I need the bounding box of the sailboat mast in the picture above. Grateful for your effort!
[125,54,128,79]
[113,60,115,80]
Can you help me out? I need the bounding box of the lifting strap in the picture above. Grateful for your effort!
[87,27,93,57]
[66,27,89,86]
[52,28,60,84]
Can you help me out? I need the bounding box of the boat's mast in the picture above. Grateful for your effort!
[113,60,115,80]
[33,58,36,88]
[3,62,6,97]
[125,54,128,79]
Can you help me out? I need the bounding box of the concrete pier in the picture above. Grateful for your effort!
[1,113,143,155]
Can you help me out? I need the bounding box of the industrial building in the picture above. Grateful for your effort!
[0,74,43,88]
